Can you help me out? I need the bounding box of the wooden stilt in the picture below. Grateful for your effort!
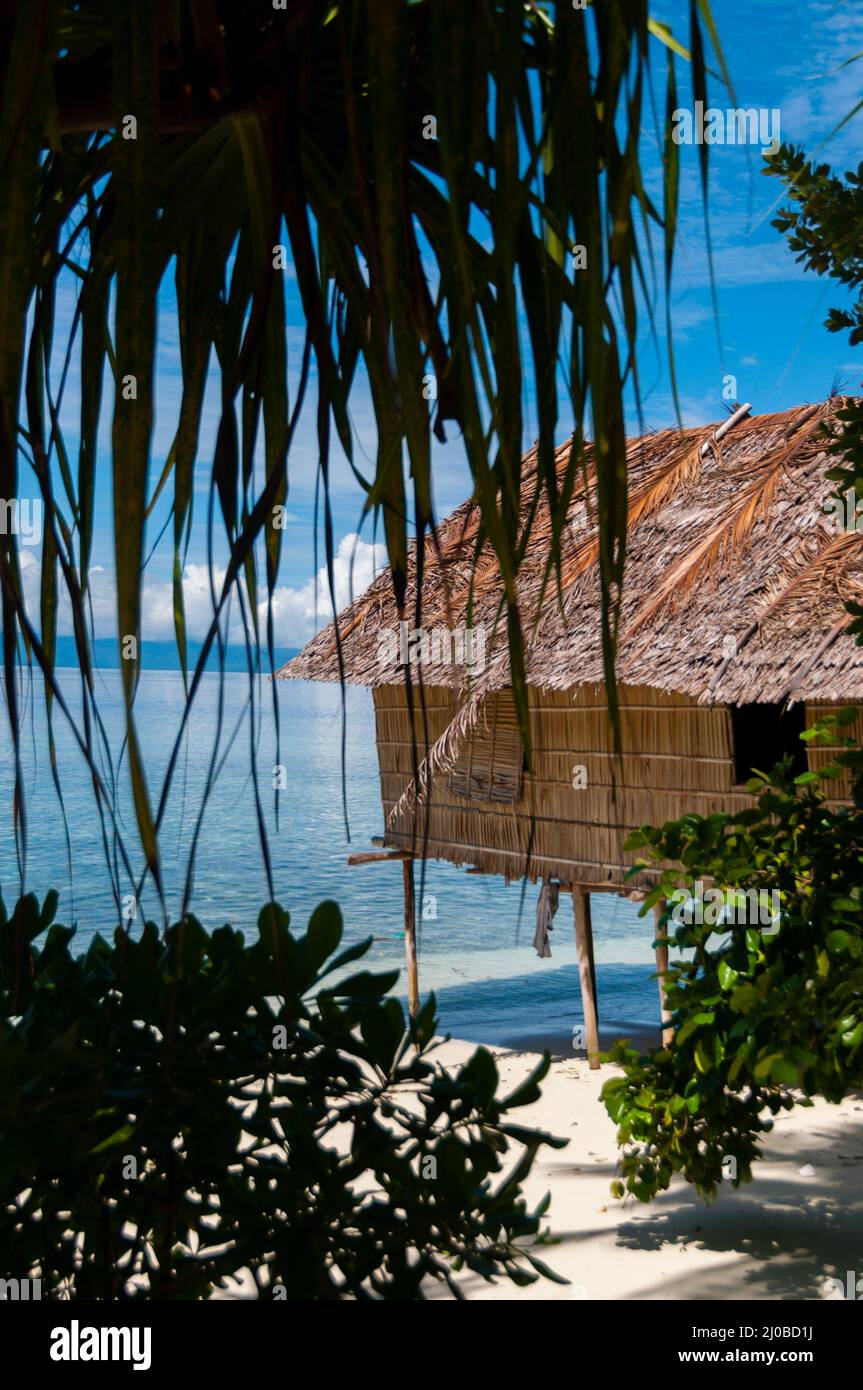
[572,883,600,1069]
[402,858,419,1019]
[653,899,673,1046]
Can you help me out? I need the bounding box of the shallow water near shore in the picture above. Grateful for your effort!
[0,669,660,1048]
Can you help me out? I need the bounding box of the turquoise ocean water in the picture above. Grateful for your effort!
[0,670,661,1052]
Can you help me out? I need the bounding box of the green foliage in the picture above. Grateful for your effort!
[765,144,863,621]
[0,893,566,1299]
[602,714,863,1203]
[767,146,863,346]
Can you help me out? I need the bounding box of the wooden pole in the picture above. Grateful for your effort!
[347,849,412,866]
[572,884,600,1069]
[402,857,419,1019]
[653,899,673,1047]
[699,401,752,456]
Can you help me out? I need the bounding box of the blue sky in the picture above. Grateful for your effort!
[634,0,863,425]
[23,0,863,651]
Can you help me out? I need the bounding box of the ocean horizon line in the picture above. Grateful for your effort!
[47,637,301,675]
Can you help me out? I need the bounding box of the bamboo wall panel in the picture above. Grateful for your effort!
[374,684,855,888]
[450,688,522,804]
[805,703,863,802]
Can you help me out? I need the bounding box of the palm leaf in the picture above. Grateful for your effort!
[0,0,728,907]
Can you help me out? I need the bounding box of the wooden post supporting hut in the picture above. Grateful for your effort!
[571,884,600,1069]
[653,899,673,1047]
[346,852,673,1056]
[346,847,420,1018]
[402,857,419,1018]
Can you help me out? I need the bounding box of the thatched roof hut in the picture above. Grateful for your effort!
[279,398,863,1059]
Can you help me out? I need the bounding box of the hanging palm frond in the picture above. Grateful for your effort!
[0,0,724,911]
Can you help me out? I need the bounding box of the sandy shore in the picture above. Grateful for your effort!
[429,1038,863,1301]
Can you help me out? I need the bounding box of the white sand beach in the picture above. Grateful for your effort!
[430,1039,863,1302]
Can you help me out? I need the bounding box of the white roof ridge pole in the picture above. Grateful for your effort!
[700,401,753,458]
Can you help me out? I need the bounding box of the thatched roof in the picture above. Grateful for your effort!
[279,399,863,705]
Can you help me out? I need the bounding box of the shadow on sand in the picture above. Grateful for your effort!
[444,1102,863,1300]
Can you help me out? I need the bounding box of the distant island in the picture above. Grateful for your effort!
[54,637,301,674]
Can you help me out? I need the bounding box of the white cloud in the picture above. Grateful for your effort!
[139,531,387,645]
[259,532,387,646]
[18,533,387,651]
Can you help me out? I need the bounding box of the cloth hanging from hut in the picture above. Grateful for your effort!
[533,878,560,958]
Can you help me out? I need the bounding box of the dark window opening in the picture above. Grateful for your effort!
[730,702,807,783]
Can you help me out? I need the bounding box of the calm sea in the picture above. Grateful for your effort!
[0,669,661,1052]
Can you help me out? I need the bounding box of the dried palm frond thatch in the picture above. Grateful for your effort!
[280,399,863,708]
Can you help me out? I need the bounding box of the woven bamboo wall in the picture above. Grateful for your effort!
[375,684,859,888]
[804,703,863,803]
